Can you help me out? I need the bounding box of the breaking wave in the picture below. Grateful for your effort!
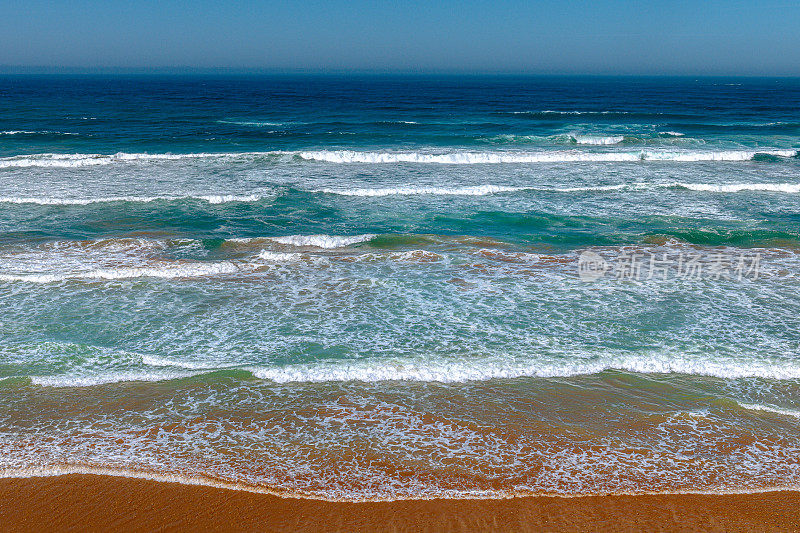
[571,135,625,145]
[0,152,289,169]
[25,352,800,387]
[0,193,272,205]
[0,262,244,283]
[2,149,796,169]
[248,354,800,383]
[317,182,800,196]
[738,403,800,419]
[298,149,798,164]
[267,234,376,249]
[316,185,528,196]
[0,130,79,136]
[675,183,800,193]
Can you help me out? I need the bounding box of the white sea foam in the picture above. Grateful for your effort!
[738,403,800,418]
[645,149,797,161]
[267,234,375,249]
[257,250,302,261]
[196,193,268,204]
[0,151,288,169]
[30,370,196,387]
[318,184,638,196]
[248,354,800,384]
[511,110,632,115]
[2,149,795,169]
[0,262,243,283]
[571,135,625,145]
[555,184,634,192]
[217,120,286,126]
[659,131,685,137]
[317,185,527,197]
[674,183,800,193]
[339,249,445,263]
[141,355,222,370]
[299,150,641,164]
[0,181,795,208]
[0,153,113,168]
[0,130,78,136]
[315,183,636,197]
[0,467,301,500]
[27,353,800,387]
[298,149,798,164]
[316,181,800,197]
[0,193,270,205]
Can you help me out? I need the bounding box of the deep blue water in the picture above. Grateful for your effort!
[2,75,800,156]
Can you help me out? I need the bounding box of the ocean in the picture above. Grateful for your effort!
[1,75,799,500]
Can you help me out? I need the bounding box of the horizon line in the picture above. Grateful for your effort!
[1,66,800,78]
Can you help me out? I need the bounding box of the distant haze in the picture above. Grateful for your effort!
[1,0,799,75]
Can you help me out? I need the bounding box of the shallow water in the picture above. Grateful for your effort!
[1,75,799,499]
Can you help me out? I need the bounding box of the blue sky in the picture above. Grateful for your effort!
[1,0,799,74]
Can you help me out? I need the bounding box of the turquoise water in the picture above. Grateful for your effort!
[1,76,800,499]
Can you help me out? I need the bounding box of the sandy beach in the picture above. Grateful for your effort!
[0,474,798,532]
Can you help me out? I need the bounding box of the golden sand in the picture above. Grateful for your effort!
[0,475,799,532]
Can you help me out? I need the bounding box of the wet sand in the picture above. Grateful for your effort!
[0,475,799,532]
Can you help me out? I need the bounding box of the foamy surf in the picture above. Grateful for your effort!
[4,182,797,205]
[318,183,636,196]
[0,130,79,136]
[2,149,796,169]
[0,193,272,205]
[674,183,800,193]
[217,120,288,126]
[0,467,306,500]
[316,182,800,196]
[29,370,197,388]
[4,75,800,505]
[738,403,800,418]
[247,354,800,384]
[267,234,376,248]
[571,135,625,145]
[21,353,800,387]
[0,262,244,283]
[257,250,303,261]
[0,151,290,169]
[316,185,527,196]
[140,355,224,370]
[298,149,798,164]
[509,110,635,116]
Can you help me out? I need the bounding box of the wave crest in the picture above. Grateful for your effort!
[0,262,244,283]
[246,353,800,383]
[2,149,796,169]
[267,234,376,249]
[0,193,272,205]
[298,149,798,164]
[571,135,625,145]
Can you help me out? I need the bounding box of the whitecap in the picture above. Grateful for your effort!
[570,135,625,145]
[738,403,800,418]
[0,193,271,205]
[248,353,800,384]
[298,149,798,164]
[0,262,243,283]
[675,182,800,193]
[267,234,375,249]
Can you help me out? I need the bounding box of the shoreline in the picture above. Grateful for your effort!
[1,474,799,532]
[3,466,800,502]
